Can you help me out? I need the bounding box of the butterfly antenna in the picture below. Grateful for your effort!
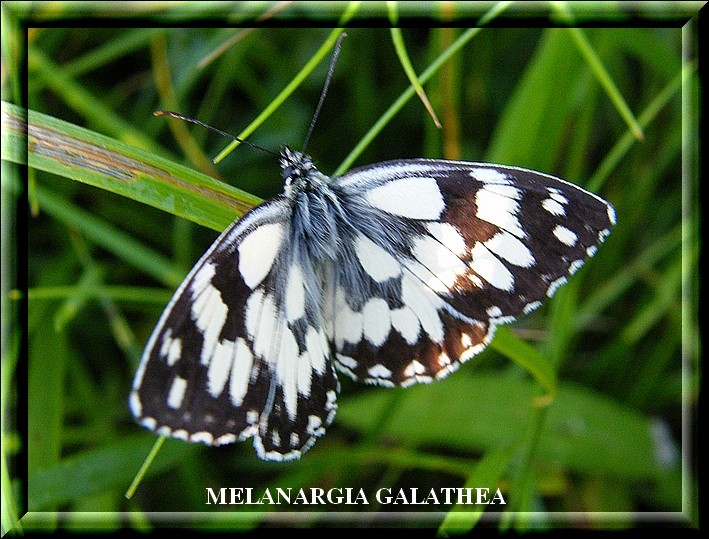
[301,32,347,154]
[153,111,279,158]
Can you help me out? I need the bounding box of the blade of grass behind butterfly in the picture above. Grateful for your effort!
[1,6,23,104]
[1,273,21,532]
[436,447,515,536]
[552,3,645,142]
[588,62,691,193]
[28,47,163,155]
[336,1,513,175]
[387,4,441,128]
[36,29,162,91]
[2,102,261,233]
[150,32,222,178]
[213,15,358,163]
[482,29,591,528]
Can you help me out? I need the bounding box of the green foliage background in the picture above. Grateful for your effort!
[2,1,700,533]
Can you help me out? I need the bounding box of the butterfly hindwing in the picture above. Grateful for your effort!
[326,160,615,387]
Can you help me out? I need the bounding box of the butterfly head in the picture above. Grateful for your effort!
[280,146,328,198]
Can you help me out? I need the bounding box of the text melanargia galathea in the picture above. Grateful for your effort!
[130,146,616,461]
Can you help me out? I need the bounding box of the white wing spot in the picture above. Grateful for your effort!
[297,348,314,398]
[191,432,215,445]
[547,276,568,297]
[470,242,515,291]
[276,325,299,420]
[159,329,182,367]
[469,274,484,288]
[470,167,511,185]
[355,233,402,282]
[191,282,228,365]
[413,234,469,291]
[215,433,237,445]
[426,222,467,255]
[248,292,278,364]
[365,176,444,219]
[191,262,216,296]
[305,326,328,375]
[326,390,337,408]
[229,338,253,407]
[238,222,284,289]
[368,364,393,379]
[523,301,542,314]
[285,264,306,322]
[337,354,358,370]
[484,231,535,268]
[297,328,327,398]
[334,287,363,347]
[129,392,142,417]
[542,198,566,216]
[548,189,569,205]
[569,259,585,274]
[403,359,426,378]
[487,306,503,318]
[167,376,188,409]
[208,339,234,398]
[475,187,525,238]
[140,417,157,431]
[391,306,420,345]
[553,225,578,246]
[607,205,617,225]
[400,273,444,342]
[362,297,391,346]
[307,415,323,435]
[402,359,432,387]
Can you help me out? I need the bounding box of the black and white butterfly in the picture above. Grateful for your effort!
[130,144,616,461]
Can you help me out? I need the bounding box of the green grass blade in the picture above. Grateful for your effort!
[337,2,513,175]
[490,327,558,398]
[437,448,514,535]
[388,20,441,128]
[2,102,261,232]
[28,285,172,304]
[565,27,645,141]
[28,48,162,153]
[588,62,691,192]
[213,26,352,163]
[28,435,194,511]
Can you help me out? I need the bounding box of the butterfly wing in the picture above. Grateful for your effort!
[326,160,615,386]
[130,197,338,461]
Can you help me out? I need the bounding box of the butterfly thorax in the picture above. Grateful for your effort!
[280,146,341,262]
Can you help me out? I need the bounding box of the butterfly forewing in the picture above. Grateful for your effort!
[132,149,615,460]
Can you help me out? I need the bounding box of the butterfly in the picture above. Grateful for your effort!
[130,145,616,461]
